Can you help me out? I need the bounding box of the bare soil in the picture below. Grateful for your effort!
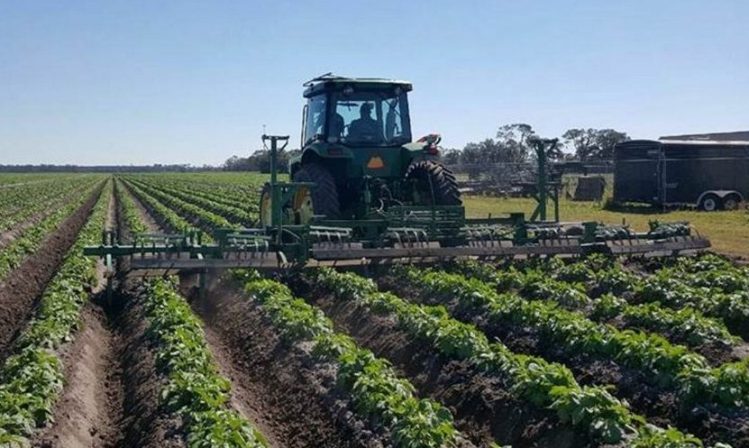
[116,281,185,448]
[186,276,388,448]
[33,303,126,448]
[0,183,104,361]
[291,275,585,448]
[33,186,127,448]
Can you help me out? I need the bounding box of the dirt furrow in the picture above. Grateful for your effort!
[0,182,95,249]
[124,185,378,447]
[189,278,385,448]
[0,182,104,361]
[34,183,127,448]
[378,274,749,448]
[291,276,585,448]
[34,303,125,448]
[121,183,383,446]
[0,209,55,249]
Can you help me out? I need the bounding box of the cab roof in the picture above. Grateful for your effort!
[303,73,412,98]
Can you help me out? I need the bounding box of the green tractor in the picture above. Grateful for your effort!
[259,74,461,230]
[82,75,711,283]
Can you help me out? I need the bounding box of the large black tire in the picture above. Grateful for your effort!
[293,163,340,219]
[405,160,462,206]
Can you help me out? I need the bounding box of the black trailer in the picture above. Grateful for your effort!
[613,139,749,210]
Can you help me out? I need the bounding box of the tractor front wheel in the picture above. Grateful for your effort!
[293,163,340,221]
[406,160,462,206]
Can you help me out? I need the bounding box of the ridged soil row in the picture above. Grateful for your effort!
[119,181,381,447]
[287,272,588,448]
[33,181,127,448]
[0,181,105,361]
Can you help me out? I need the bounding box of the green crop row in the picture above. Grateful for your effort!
[453,261,736,349]
[0,175,91,218]
[239,272,463,448]
[143,278,267,447]
[123,177,263,446]
[180,184,259,216]
[115,180,149,235]
[135,180,255,225]
[659,254,749,291]
[124,178,234,231]
[0,181,110,445]
[0,179,103,282]
[122,180,212,242]
[314,268,718,446]
[550,254,749,337]
[0,176,100,232]
[635,271,749,337]
[397,266,749,411]
[122,173,262,218]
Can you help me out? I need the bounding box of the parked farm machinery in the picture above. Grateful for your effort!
[84,75,710,277]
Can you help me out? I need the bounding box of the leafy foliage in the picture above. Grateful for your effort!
[398,266,749,411]
[145,278,266,448]
[315,268,713,446]
[243,276,460,448]
[0,178,103,281]
[0,181,111,443]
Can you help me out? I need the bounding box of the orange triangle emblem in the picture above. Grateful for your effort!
[367,156,385,169]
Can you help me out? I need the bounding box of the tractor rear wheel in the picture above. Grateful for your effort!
[293,163,340,220]
[406,160,462,206]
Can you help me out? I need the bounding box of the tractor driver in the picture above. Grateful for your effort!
[348,102,383,143]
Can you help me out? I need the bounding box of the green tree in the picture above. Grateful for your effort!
[495,123,536,163]
[562,128,629,161]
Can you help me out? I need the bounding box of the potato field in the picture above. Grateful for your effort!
[0,173,748,448]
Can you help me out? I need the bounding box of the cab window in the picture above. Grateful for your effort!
[330,89,411,146]
[303,95,327,145]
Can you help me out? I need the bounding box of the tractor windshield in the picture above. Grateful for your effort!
[330,88,411,146]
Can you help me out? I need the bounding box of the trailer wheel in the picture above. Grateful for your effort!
[699,194,720,212]
[723,194,741,211]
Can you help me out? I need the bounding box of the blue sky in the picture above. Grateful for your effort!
[1,1,747,165]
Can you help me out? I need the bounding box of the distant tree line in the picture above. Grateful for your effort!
[2,125,630,173]
[223,148,301,172]
[220,125,628,173]
[441,124,630,165]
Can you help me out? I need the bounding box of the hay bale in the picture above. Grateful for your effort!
[573,176,606,201]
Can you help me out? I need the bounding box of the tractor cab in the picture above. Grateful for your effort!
[300,75,413,148]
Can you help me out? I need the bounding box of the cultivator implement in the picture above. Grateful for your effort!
[84,214,710,275]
